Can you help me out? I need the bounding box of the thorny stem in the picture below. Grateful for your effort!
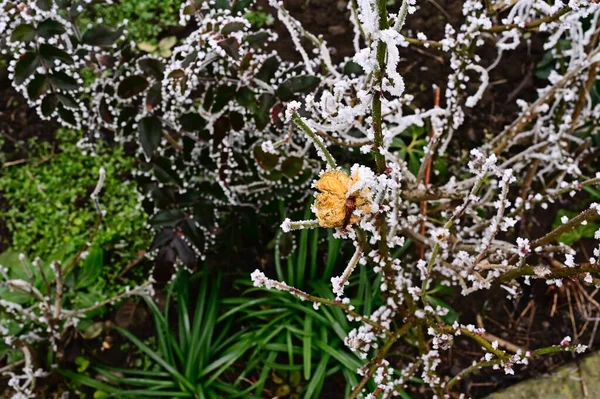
[62,283,151,318]
[421,177,487,294]
[264,279,391,334]
[348,321,414,399]
[446,344,582,391]
[420,88,441,259]
[292,113,337,169]
[486,6,571,33]
[499,263,600,284]
[394,0,410,32]
[373,0,389,174]
[508,207,600,265]
[491,47,600,154]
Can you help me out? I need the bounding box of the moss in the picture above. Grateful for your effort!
[0,129,150,274]
[92,0,183,44]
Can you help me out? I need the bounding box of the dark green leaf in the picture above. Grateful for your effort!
[281,156,303,178]
[221,22,246,34]
[253,145,279,171]
[230,111,244,131]
[276,76,321,101]
[11,24,36,42]
[38,18,66,38]
[146,83,162,112]
[254,93,275,130]
[139,58,165,79]
[82,25,124,47]
[118,75,149,99]
[212,85,236,113]
[27,74,48,99]
[217,37,240,60]
[57,103,77,126]
[245,31,270,49]
[255,56,278,83]
[49,71,78,91]
[150,210,185,227]
[179,113,206,132]
[236,87,256,109]
[232,0,253,14]
[344,61,364,76]
[138,116,163,158]
[57,93,77,109]
[41,93,58,117]
[39,43,74,65]
[14,52,40,86]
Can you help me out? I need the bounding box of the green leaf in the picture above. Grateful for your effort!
[303,315,312,380]
[76,356,91,372]
[82,25,124,47]
[150,209,184,227]
[343,61,364,76]
[57,103,77,125]
[41,93,59,117]
[49,71,78,91]
[139,58,165,79]
[11,24,36,42]
[118,75,149,98]
[253,145,279,171]
[212,85,236,113]
[14,52,40,86]
[303,353,329,399]
[222,21,246,34]
[158,36,177,50]
[280,156,303,178]
[75,246,103,289]
[38,18,66,38]
[254,56,279,83]
[217,37,240,60]
[428,296,458,325]
[276,76,321,101]
[114,326,196,393]
[40,43,74,65]
[138,116,163,158]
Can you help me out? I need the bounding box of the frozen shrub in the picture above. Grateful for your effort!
[3,0,600,396]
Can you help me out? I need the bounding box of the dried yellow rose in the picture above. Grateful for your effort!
[314,170,371,228]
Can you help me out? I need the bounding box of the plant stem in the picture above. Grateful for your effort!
[292,113,337,169]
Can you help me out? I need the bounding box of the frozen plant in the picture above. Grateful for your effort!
[251,0,600,397]
[0,169,153,398]
[3,0,600,396]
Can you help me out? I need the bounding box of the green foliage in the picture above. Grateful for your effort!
[225,205,383,397]
[244,9,274,28]
[0,129,149,271]
[552,209,600,246]
[92,0,183,44]
[64,268,260,398]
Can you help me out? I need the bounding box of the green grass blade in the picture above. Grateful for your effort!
[323,230,342,279]
[295,204,311,288]
[303,314,312,380]
[309,227,319,280]
[114,326,195,393]
[286,329,294,366]
[303,353,329,399]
